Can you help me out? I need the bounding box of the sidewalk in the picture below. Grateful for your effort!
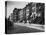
[14,23,44,31]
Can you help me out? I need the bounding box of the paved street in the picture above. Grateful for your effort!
[7,23,44,34]
[14,23,44,31]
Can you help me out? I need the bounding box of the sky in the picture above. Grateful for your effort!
[7,1,29,18]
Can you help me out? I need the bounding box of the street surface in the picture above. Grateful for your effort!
[14,23,44,31]
[7,23,44,34]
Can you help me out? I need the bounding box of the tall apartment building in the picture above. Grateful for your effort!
[11,2,44,25]
[13,8,22,23]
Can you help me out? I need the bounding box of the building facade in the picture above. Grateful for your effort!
[11,2,44,25]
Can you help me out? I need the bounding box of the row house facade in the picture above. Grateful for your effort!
[11,2,44,24]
